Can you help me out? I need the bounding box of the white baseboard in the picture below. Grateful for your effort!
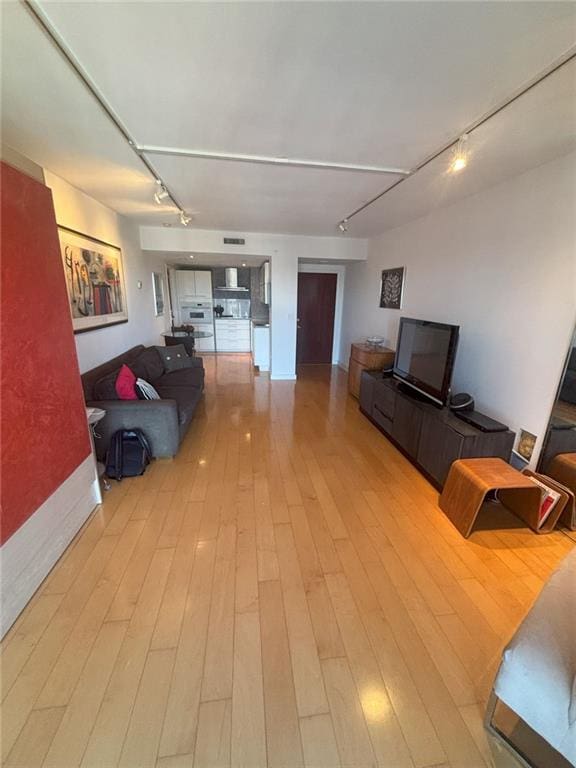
[270,373,297,380]
[0,455,99,638]
[338,362,349,372]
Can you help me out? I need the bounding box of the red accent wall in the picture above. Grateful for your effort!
[1,162,91,545]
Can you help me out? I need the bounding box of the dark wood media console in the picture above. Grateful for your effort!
[359,371,515,489]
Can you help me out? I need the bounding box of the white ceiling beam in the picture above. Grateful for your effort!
[139,145,411,176]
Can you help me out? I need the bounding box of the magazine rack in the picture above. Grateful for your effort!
[440,458,565,538]
[513,470,570,533]
[546,453,576,530]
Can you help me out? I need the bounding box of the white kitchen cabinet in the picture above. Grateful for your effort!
[175,270,195,299]
[252,324,270,371]
[193,270,213,298]
[215,319,251,352]
[175,270,212,299]
[194,333,215,352]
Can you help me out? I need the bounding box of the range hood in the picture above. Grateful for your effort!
[216,267,249,291]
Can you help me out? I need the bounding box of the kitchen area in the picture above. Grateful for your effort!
[168,259,270,371]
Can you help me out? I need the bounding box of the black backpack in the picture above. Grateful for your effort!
[105,429,153,481]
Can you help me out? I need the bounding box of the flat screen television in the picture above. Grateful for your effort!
[393,317,459,407]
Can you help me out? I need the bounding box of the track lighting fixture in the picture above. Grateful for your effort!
[450,134,469,173]
[180,211,192,226]
[154,183,170,204]
[338,219,349,233]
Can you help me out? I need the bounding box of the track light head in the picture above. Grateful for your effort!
[338,219,349,233]
[154,184,170,204]
[450,134,469,173]
[180,211,192,226]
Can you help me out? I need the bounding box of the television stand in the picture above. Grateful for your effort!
[359,371,515,489]
[396,380,440,406]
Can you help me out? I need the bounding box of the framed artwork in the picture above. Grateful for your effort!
[152,271,165,316]
[517,429,537,461]
[380,267,405,309]
[58,226,128,333]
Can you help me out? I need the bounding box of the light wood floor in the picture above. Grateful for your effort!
[2,355,573,768]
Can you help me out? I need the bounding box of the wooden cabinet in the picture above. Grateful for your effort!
[348,343,394,398]
[392,395,423,456]
[215,319,251,352]
[359,372,515,489]
[417,413,464,486]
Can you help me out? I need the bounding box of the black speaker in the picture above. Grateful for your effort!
[449,393,475,412]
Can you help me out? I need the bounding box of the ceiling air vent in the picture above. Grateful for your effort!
[223,237,245,245]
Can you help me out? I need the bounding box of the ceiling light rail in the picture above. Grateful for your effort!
[337,45,576,233]
[22,0,193,226]
[140,146,411,176]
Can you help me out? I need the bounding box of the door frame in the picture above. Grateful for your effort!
[297,263,345,365]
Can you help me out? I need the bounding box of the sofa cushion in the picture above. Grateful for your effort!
[81,345,145,401]
[155,344,194,372]
[136,378,161,400]
[155,384,203,425]
[155,367,204,389]
[93,369,121,401]
[116,365,138,400]
[134,348,165,381]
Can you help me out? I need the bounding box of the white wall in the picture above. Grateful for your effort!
[45,171,169,372]
[298,263,346,365]
[140,226,367,379]
[341,152,576,464]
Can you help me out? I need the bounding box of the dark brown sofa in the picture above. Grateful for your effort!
[81,345,204,458]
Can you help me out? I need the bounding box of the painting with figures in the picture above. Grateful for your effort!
[58,227,128,333]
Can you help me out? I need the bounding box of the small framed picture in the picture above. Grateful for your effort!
[152,272,165,316]
[380,267,405,309]
[517,429,537,461]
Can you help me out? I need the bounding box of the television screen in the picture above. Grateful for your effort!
[394,318,459,405]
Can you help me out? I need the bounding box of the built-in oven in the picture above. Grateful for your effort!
[178,301,213,325]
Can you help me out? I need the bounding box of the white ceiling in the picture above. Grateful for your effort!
[2,1,575,236]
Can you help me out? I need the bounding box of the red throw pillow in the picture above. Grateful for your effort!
[115,364,138,400]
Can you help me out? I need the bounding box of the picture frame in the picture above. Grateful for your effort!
[152,271,165,316]
[58,226,128,333]
[517,429,537,461]
[380,266,405,309]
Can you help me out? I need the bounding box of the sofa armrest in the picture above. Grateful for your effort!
[87,399,180,459]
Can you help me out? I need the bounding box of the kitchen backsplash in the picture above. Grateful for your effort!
[213,298,251,319]
[210,267,269,321]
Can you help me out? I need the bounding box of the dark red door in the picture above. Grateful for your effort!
[296,273,337,364]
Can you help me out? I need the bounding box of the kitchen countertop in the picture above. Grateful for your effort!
[214,316,250,321]
[251,320,270,327]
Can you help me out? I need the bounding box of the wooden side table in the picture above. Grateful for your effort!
[439,458,544,538]
[348,343,394,398]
